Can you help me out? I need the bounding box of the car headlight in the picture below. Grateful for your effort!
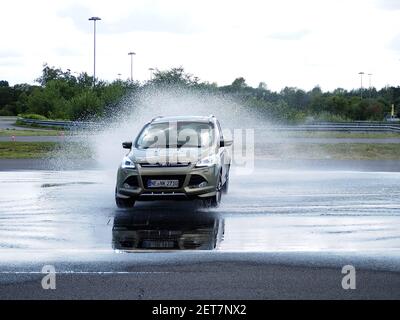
[121,156,136,169]
[195,155,216,167]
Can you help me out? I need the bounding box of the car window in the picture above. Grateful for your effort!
[135,121,215,149]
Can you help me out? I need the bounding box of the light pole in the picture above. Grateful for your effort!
[88,16,101,87]
[128,52,136,81]
[148,67,155,80]
[368,73,373,99]
[358,72,365,99]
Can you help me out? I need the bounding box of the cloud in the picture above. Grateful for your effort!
[388,33,400,51]
[58,4,202,35]
[0,57,23,67]
[104,8,202,34]
[1,0,399,90]
[267,29,311,41]
[0,49,22,59]
[53,47,82,57]
[376,0,400,10]
[57,4,93,32]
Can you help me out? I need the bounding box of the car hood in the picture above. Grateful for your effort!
[129,147,213,164]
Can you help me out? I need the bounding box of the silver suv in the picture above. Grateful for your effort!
[115,115,232,208]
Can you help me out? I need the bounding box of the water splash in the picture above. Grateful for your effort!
[79,86,271,170]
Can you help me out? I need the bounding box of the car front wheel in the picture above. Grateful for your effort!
[203,175,222,208]
[115,188,135,208]
[222,172,229,194]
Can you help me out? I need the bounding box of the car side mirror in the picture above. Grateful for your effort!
[122,141,132,149]
[220,139,233,147]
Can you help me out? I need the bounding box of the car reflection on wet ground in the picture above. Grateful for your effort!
[112,210,224,251]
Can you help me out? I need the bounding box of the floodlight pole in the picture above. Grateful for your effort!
[359,72,365,99]
[368,73,373,99]
[88,16,101,86]
[149,67,155,80]
[128,52,136,81]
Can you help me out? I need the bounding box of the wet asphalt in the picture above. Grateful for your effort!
[0,159,400,299]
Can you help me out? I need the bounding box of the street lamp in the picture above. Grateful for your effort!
[148,67,155,80]
[368,73,373,99]
[88,16,101,86]
[128,52,136,81]
[358,72,365,99]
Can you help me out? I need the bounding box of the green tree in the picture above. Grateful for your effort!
[231,77,247,89]
[149,67,199,87]
[67,90,103,120]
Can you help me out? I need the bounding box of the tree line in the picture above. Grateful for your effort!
[0,64,399,123]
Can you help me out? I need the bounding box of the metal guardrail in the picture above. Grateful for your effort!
[18,118,95,129]
[254,121,400,132]
[18,117,400,132]
[270,124,400,132]
[308,121,400,125]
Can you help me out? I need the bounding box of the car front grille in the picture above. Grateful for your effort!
[139,230,182,238]
[141,175,187,189]
[139,162,190,168]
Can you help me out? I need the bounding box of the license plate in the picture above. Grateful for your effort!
[147,179,179,188]
[141,240,175,248]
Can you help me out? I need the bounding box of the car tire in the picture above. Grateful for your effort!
[222,165,230,194]
[115,188,135,208]
[203,174,222,208]
[222,174,229,194]
[116,197,135,208]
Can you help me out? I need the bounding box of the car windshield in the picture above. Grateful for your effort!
[135,121,215,149]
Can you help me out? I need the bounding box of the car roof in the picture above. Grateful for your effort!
[151,115,215,123]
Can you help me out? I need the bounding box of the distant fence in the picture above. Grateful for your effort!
[18,118,95,129]
[18,117,400,133]
[269,122,400,133]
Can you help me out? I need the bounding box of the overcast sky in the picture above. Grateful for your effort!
[1,0,400,91]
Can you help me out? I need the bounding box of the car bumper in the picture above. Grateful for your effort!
[116,164,219,200]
